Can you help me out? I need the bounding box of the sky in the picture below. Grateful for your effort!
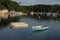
[13,0,60,5]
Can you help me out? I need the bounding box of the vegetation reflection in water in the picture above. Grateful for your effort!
[0,16,20,29]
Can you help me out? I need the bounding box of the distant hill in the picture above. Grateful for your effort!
[0,0,20,11]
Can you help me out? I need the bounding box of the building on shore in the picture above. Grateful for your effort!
[0,6,9,19]
[9,10,27,17]
[30,12,60,19]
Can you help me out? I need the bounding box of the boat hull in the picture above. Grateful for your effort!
[32,26,48,31]
[10,22,28,28]
[32,27,48,31]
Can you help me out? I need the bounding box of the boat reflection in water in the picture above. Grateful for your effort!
[32,30,48,35]
[32,30,48,40]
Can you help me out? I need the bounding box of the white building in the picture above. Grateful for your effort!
[9,10,27,17]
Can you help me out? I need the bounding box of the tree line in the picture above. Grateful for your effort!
[0,0,60,13]
[20,4,60,13]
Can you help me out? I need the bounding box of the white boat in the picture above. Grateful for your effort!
[32,25,48,31]
[10,22,28,28]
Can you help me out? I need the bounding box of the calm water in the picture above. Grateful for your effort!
[0,16,60,40]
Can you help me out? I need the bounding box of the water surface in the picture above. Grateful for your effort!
[0,16,60,40]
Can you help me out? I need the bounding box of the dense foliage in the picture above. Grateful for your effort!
[20,4,60,13]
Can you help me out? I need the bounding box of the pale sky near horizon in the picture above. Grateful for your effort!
[13,0,60,5]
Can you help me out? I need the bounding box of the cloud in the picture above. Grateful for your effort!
[13,0,60,5]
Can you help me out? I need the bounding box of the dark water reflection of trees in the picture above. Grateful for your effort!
[0,16,20,29]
